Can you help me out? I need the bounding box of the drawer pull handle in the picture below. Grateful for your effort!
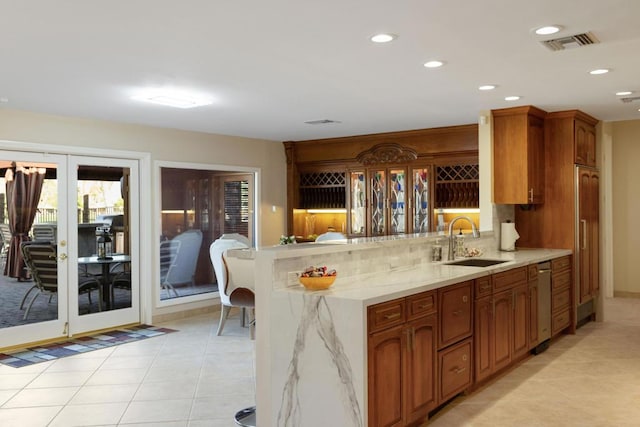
[383,312,401,320]
[452,309,463,316]
[452,367,466,374]
[480,285,490,291]
[418,303,432,309]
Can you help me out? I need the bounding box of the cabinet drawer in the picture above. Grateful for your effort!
[552,256,571,272]
[407,291,437,320]
[439,338,472,403]
[493,267,527,290]
[528,265,538,282]
[368,299,406,333]
[552,270,571,291]
[438,281,473,349]
[474,276,492,299]
[552,288,571,313]
[552,309,571,335]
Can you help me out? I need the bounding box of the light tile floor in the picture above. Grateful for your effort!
[0,310,255,427]
[1,298,639,426]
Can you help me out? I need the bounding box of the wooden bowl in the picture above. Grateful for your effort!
[299,275,337,290]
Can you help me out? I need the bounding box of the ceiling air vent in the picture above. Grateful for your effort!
[540,32,599,51]
[620,96,640,104]
[304,119,341,125]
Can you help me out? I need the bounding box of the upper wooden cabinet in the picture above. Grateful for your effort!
[492,106,547,205]
[284,124,479,237]
[575,118,597,167]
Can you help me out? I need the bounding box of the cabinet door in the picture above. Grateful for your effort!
[527,114,545,203]
[438,281,472,349]
[348,170,367,237]
[578,169,599,304]
[493,290,512,372]
[404,314,437,424]
[368,325,404,427]
[512,283,529,359]
[492,106,545,204]
[575,120,597,167]
[410,167,430,233]
[370,169,387,236]
[474,295,494,383]
[389,168,407,235]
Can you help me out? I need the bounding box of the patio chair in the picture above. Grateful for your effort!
[32,224,56,243]
[21,243,102,319]
[159,239,181,298]
[0,223,11,271]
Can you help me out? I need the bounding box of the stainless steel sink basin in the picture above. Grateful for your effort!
[446,258,509,267]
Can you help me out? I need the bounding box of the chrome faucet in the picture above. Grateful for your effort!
[448,216,480,260]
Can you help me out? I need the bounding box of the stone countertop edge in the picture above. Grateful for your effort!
[277,247,572,306]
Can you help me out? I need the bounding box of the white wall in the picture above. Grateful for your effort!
[611,119,640,295]
[0,108,288,317]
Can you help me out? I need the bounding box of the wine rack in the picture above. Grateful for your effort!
[298,172,346,209]
[435,164,479,208]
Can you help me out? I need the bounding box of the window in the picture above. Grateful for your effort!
[159,166,255,301]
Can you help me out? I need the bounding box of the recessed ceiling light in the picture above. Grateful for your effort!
[478,85,496,91]
[589,68,610,75]
[616,91,633,96]
[505,96,521,101]
[534,25,562,35]
[424,60,444,68]
[370,33,396,43]
[131,89,213,109]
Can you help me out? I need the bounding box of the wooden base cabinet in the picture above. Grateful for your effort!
[474,267,530,384]
[368,291,437,427]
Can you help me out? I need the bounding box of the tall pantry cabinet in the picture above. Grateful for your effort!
[515,109,599,329]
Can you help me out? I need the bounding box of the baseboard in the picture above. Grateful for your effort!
[152,304,220,324]
[613,291,640,299]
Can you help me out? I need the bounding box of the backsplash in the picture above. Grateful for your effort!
[273,231,498,290]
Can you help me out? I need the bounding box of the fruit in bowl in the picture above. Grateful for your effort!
[299,266,337,290]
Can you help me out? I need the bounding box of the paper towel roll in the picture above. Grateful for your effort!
[500,222,520,251]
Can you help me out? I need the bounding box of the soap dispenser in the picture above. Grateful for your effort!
[455,228,465,258]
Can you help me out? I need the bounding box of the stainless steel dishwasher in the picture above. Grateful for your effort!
[533,261,552,354]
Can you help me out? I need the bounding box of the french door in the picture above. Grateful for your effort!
[0,151,140,349]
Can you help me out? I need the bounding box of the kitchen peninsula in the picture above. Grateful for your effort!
[247,234,571,427]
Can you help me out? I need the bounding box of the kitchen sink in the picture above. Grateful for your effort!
[446,258,509,267]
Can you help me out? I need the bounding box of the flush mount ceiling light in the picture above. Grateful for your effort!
[616,91,633,96]
[589,68,610,75]
[370,33,397,43]
[424,60,444,68]
[505,95,521,101]
[534,25,562,35]
[478,85,497,91]
[131,89,213,109]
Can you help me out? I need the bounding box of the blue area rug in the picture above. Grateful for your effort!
[0,324,176,368]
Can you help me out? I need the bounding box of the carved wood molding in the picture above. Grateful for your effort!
[356,143,418,166]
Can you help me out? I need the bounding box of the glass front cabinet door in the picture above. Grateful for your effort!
[348,170,367,237]
[410,167,430,233]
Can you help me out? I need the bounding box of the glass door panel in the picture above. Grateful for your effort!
[389,169,406,234]
[370,170,386,236]
[349,171,366,236]
[0,150,68,348]
[67,156,139,335]
[412,168,430,233]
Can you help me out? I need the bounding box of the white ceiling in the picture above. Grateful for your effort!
[1,0,639,142]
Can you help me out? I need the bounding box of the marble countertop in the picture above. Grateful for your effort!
[280,248,572,306]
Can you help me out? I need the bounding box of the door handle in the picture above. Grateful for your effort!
[59,253,68,260]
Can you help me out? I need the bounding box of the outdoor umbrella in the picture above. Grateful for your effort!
[4,165,46,280]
